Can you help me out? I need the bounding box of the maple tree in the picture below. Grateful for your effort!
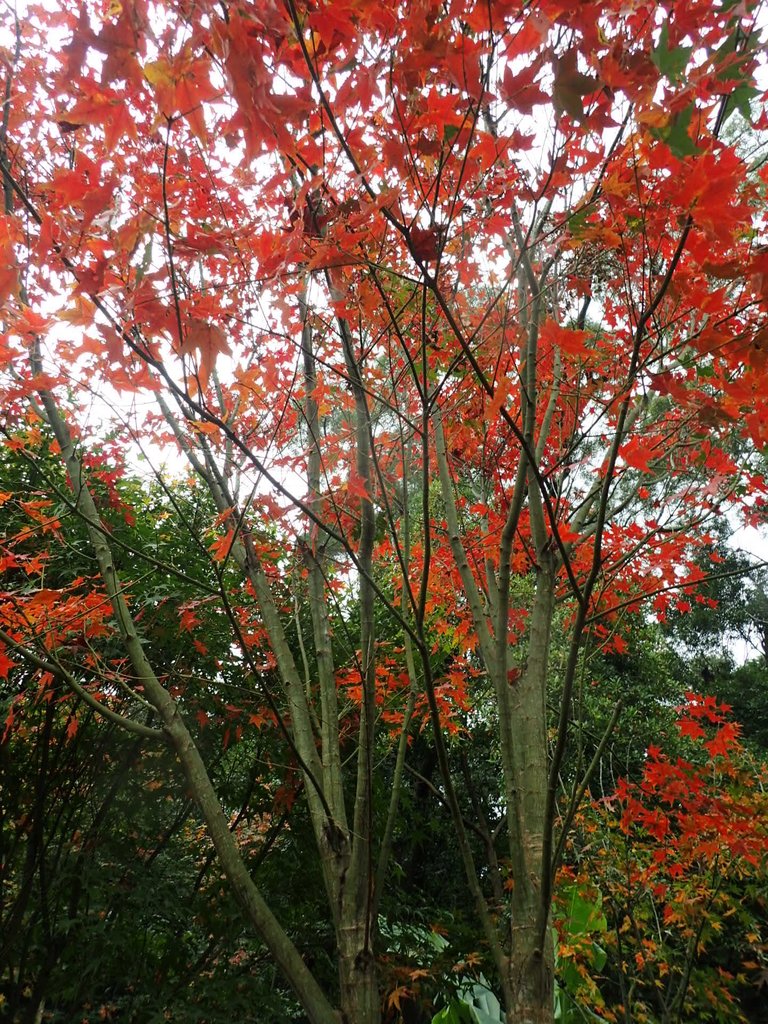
[560,696,768,1024]
[1,0,768,1022]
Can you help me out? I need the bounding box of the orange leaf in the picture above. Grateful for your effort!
[209,528,235,562]
[0,649,16,680]
[499,62,548,114]
[485,377,510,421]
[13,308,53,337]
[540,320,591,356]
[386,986,410,1012]
[346,472,371,500]
[678,717,705,740]
[248,710,271,728]
[60,84,137,151]
[621,437,653,473]
[178,319,229,390]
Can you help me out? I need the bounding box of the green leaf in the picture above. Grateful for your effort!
[649,103,700,159]
[651,22,692,82]
[561,884,608,939]
[722,83,759,124]
[462,982,504,1024]
[591,941,607,973]
[568,208,590,239]
[555,981,607,1024]
[432,999,476,1024]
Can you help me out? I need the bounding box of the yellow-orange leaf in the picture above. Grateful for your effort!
[178,319,229,391]
[209,528,235,562]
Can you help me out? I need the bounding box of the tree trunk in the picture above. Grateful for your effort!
[338,922,379,1024]
[507,883,555,1024]
[506,555,556,1024]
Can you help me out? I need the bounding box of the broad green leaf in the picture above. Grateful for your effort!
[561,883,607,939]
[722,83,759,124]
[651,22,692,82]
[650,103,700,159]
[432,999,476,1024]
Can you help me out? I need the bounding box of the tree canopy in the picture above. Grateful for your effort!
[1,1,768,1023]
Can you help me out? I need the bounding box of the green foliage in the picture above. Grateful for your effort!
[651,22,692,83]
[555,882,608,1024]
[0,439,325,1022]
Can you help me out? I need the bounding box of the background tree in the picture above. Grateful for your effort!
[562,697,768,1024]
[0,441,331,1023]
